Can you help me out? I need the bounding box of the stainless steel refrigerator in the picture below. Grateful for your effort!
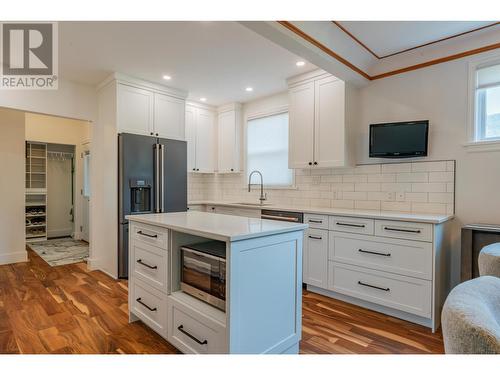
[118,133,187,278]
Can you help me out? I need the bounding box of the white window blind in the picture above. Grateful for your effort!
[246,112,293,187]
[475,63,500,140]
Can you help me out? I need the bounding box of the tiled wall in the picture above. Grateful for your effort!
[188,160,455,215]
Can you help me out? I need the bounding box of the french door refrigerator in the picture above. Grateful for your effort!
[118,133,187,278]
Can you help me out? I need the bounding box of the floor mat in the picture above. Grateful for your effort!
[28,238,89,266]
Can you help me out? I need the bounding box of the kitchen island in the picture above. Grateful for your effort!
[126,211,307,354]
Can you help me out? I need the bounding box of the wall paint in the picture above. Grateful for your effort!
[0,108,27,264]
[25,113,91,241]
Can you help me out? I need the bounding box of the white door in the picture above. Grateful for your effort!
[314,76,346,168]
[217,110,237,173]
[303,228,328,288]
[185,105,197,172]
[81,147,90,242]
[195,108,216,173]
[117,84,154,136]
[288,82,315,169]
[154,93,185,140]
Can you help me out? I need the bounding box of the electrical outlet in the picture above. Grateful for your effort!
[387,192,396,201]
[396,192,405,201]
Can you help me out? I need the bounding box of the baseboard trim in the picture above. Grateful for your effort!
[306,285,435,331]
[0,250,28,265]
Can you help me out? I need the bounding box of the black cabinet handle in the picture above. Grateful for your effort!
[137,230,158,238]
[308,162,312,166]
[136,297,157,311]
[230,168,234,171]
[308,219,323,224]
[336,222,366,228]
[384,226,421,234]
[358,281,390,292]
[136,259,158,269]
[358,249,391,257]
[177,325,207,345]
[156,133,159,137]
[308,235,323,240]
[313,161,318,165]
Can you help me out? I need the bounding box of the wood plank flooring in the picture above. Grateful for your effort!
[0,250,443,354]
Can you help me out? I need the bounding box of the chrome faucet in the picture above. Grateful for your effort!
[248,170,267,204]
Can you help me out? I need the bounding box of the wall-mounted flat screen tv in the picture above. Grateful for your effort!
[369,120,429,158]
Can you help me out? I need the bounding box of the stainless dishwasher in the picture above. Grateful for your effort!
[261,209,303,223]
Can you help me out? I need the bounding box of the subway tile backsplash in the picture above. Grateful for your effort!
[188,161,455,215]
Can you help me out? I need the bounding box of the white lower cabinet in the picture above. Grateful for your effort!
[167,293,227,354]
[130,278,168,338]
[303,228,328,289]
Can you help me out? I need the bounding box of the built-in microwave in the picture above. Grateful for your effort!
[180,241,226,311]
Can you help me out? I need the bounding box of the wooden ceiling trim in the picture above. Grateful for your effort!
[278,21,500,81]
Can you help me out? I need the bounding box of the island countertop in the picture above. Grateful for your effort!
[126,211,308,242]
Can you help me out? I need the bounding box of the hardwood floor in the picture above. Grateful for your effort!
[0,250,444,354]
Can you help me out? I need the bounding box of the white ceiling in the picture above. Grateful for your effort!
[337,21,494,57]
[58,21,316,106]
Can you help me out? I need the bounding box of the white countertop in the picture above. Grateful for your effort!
[126,211,308,242]
[189,200,454,224]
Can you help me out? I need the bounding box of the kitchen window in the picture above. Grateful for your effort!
[471,61,500,143]
[246,111,294,188]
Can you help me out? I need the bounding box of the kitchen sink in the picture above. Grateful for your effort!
[234,202,272,207]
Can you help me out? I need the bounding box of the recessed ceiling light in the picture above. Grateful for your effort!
[200,97,207,102]
[245,87,253,92]
[163,75,172,80]
[296,61,305,67]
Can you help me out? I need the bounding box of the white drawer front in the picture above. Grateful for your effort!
[329,232,432,280]
[304,228,328,288]
[375,220,432,242]
[330,216,375,235]
[132,241,168,291]
[131,279,168,338]
[167,296,226,354]
[328,262,431,318]
[131,222,168,249]
[304,214,329,229]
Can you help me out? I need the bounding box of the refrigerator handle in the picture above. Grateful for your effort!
[154,144,160,213]
[160,144,165,213]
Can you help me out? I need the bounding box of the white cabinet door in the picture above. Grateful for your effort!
[154,93,185,140]
[185,105,197,172]
[117,84,154,136]
[303,228,328,288]
[288,82,315,169]
[218,110,239,173]
[314,76,346,168]
[195,108,216,173]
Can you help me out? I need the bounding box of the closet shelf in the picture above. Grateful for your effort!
[26,223,46,228]
[26,214,46,218]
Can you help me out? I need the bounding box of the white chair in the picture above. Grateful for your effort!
[479,243,500,277]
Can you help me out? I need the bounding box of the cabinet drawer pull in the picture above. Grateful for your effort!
[358,281,390,292]
[358,249,391,257]
[137,230,158,238]
[177,325,208,345]
[308,235,323,240]
[308,219,323,224]
[136,297,157,311]
[383,226,421,234]
[336,222,366,228]
[136,259,158,269]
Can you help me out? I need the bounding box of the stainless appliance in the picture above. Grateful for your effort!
[118,133,187,278]
[180,241,226,311]
[261,209,303,223]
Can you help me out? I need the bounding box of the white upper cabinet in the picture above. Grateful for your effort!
[117,84,154,136]
[289,82,315,169]
[217,103,242,173]
[154,93,185,140]
[114,75,186,139]
[314,76,346,168]
[186,103,217,173]
[288,70,350,169]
